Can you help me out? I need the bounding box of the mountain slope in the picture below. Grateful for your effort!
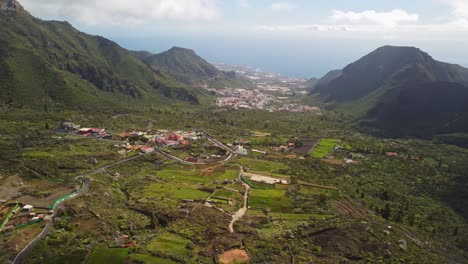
[132,47,254,89]
[365,81,468,137]
[308,69,342,91]
[311,46,468,137]
[0,0,202,110]
[314,46,468,102]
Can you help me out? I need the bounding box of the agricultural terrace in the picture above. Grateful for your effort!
[310,138,341,158]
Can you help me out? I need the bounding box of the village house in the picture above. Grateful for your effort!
[140,146,155,154]
[386,152,399,157]
[23,205,34,212]
[235,146,248,156]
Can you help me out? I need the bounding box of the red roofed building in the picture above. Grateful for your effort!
[140,146,155,153]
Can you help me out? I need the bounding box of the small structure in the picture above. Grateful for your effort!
[235,146,248,156]
[140,146,155,154]
[61,122,80,131]
[386,152,399,157]
[23,205,34,212]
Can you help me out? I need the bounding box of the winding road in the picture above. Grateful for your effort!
[12,154,145,264]
[12,131,237,263]
[228,166,250,233]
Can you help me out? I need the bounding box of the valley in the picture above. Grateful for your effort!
[0,0,468,263]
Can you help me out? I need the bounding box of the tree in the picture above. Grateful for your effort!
[382,203,391,219]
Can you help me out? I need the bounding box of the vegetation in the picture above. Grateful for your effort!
[310,138,340,158]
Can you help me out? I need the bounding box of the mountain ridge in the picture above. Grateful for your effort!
[0,0,207,110]
[310,45,468,137]
[131,46,254,89]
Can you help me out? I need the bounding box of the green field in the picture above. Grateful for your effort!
[144,183,210,200]
[249,189,294,212]
[310,138,341,158]
[238,157,289,173]
[147,232,194,258]
[214,168,239,181]
[130,254,178,264]
[87,248,129,264]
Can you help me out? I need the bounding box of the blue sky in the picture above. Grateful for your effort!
[20,0,468,77]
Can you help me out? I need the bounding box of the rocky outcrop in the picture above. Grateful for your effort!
[0,0,28,14]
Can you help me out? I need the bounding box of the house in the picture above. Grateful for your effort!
[168,134,183,141]
[114,132,133,140]
[235,139,250,145]
[140,146,155,154]
[23,205,34,211]
[386,152,399,157]
[236,146,248,156]
[78,128,93,135]
[156,138,167,145]
[179,140,191,146]
[61,122,80,131]
[185,157,198,163]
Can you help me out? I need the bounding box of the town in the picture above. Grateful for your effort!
[214,88,321,112]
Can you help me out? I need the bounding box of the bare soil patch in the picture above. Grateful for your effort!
[0,175,23,200]
[219,249,250,264]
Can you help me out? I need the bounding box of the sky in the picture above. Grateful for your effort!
[19,0,468,78]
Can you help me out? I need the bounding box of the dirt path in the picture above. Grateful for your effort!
[228,166,250,233]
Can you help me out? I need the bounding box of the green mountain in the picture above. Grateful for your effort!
[314,46,468,102]
[132,47,254,89]
[308,69,342,90]
[0,0,204,110]
[311,46,468,137]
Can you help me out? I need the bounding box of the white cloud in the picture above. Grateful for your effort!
[255,7,468,34]
[20,0,220,25]
[239,0,249,8]
[330,9,419,28]
[442,0,468,25]
[445,0,468,18]
[271,2,295,11]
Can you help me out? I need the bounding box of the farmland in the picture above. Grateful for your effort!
[310,138,341,158]
[0,108,467,264]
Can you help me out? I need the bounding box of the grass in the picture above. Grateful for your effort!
[130,254,178,264]
[144,183,210,200]
[238,157,289,173]
[214,168,239,181]
[249,189,294,212]
[147,232,193,258]
[311,138,341,158]
[87,248,129,264]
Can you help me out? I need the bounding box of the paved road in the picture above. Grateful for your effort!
[12,178,89,264]
[155,133,236,165]
[12,155,145,264]
[12,132,235,262]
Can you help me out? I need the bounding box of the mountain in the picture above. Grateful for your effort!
[0,0,203,110]
[311,46,468,137]
[132,47,254,89]
[314,46,468,102]
[308,70,342,90]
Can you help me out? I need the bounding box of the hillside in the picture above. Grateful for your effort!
[308,69,342,91]
[132,47,254,89]
[314,46,468,102]
[0,0,204,110]
[311,46,468,137]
